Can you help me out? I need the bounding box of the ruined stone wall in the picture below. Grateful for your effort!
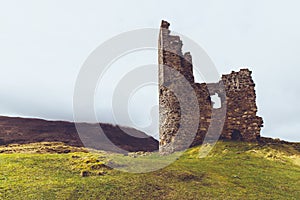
[159,20,198,153]
[159,20,263,154]
[220,70,263,141]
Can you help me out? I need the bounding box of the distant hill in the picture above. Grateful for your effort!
[0,116,158,153]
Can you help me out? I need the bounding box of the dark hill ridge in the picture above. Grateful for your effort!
[0,116,158,153]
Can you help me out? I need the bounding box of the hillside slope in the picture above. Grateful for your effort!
[0,141,299,199]
[0,116,158,153]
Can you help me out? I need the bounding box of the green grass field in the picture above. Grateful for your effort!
[0,141,299,200]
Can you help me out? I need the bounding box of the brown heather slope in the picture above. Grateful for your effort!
[0,116,158,153]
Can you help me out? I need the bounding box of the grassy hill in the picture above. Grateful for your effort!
[0,141,299,200]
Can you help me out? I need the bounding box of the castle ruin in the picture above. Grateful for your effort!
[159,20,263,154]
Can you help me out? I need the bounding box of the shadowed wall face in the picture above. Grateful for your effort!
[158,20,263,154]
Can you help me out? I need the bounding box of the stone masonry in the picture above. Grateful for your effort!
[159,20,263,154]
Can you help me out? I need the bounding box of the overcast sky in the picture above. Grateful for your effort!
[0,0,299,141]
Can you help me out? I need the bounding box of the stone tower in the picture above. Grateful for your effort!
[158,20,263,154]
